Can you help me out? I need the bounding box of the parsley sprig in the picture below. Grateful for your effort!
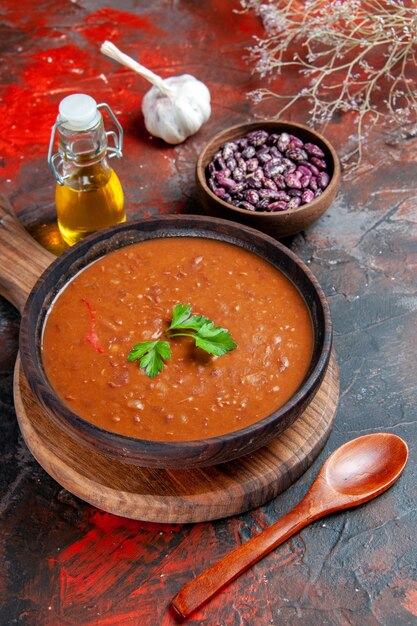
[127,303,237,378]
[127,340,171,379]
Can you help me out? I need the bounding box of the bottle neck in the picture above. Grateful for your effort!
[58,118,108,167]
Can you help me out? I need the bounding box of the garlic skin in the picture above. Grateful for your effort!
[101,41,211,144]
[142,74,211,144]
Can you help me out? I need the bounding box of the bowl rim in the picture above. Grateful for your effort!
[19,214,333,466]
[196,119,341,219]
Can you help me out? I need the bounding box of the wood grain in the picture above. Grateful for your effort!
[14,353,339,523]
[0,195,55,313]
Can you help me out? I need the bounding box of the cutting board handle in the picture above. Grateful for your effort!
[0,194,56,314]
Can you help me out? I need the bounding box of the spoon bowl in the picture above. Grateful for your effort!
[325,433,407,498]
[172,432,408,619]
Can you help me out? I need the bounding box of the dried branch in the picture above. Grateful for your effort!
[240,0,417,168]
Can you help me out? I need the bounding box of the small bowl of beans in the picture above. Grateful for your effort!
[196,121,341,239]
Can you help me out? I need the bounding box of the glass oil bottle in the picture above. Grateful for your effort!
[48,93,125,246]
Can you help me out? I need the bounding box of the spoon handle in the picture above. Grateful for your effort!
[171,495,324,619]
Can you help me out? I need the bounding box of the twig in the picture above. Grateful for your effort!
[240,0,417,170]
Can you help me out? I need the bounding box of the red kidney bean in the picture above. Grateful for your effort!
[277,132,291,151]
[215,168,231,181]
[300,174,311,188]
[259,188,280,200]
[238,201,255,211]
[212,187,231,202]
[288,135,304,149]
[206,128,331,213]
[286,148,308,162]
[297,164,312,178]
[304,143,325,158]
[242,145,256,159]
[275,191,290,201]
[273,174,287,189]
[267,163,285,177]
[281,158,297,173]
[268,200,288,211]
[265,157,283,171]
[253,167,265,181]
[232,167,244,182]
[287,196,301,210]
[233,182,247,193]
[264,178,278,192]
[257,147,272,163]
[246,158,259,173]
[226,157,237,170]
[247,129,269,146]
[311,157,327,170]
[309,176,318,191]
[222,142,238,160]
[302,189,315,203]
[244,189,260,204]
[318,172,330,189]
[285,171,302,189]
[256,199,271,210]
[216,175,236,190]
[270,145,281,158]
[216,155,227,170]
[237,157,247,172]
[246,175,263,189]
[208,178,219,193]
[306,162,320,176]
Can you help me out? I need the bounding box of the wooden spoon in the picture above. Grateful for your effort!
[171,432,408,619]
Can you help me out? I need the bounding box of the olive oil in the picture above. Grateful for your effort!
[48,94,126,246]
[55,165,125,246]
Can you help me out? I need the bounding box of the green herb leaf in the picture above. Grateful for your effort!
[168,303,237,357]
[127,341,158,362]
[128,303,237,377]
[167,303,219,333]
[127,340,171,378]
[193,322,237,356]
[168,304,192,330]
[170,312,211,333]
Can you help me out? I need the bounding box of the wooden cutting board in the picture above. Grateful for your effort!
[14,353,339,524]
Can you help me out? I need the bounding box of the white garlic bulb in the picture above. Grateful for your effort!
[142,75,211,144]
[101,41,211,144]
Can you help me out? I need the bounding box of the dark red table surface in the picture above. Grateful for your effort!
[1,2,417,625]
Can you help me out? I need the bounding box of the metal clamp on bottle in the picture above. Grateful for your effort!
[48,95,123,185]
[97,102,123,159]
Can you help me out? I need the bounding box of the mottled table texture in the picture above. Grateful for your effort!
[1,1,417,625]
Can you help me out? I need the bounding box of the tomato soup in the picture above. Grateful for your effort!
[41,238,313,441]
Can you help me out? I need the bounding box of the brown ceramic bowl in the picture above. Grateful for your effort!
[19,215,332,469]
[196,121,341,239]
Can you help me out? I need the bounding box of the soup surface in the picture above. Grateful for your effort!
[42,237,313,441]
